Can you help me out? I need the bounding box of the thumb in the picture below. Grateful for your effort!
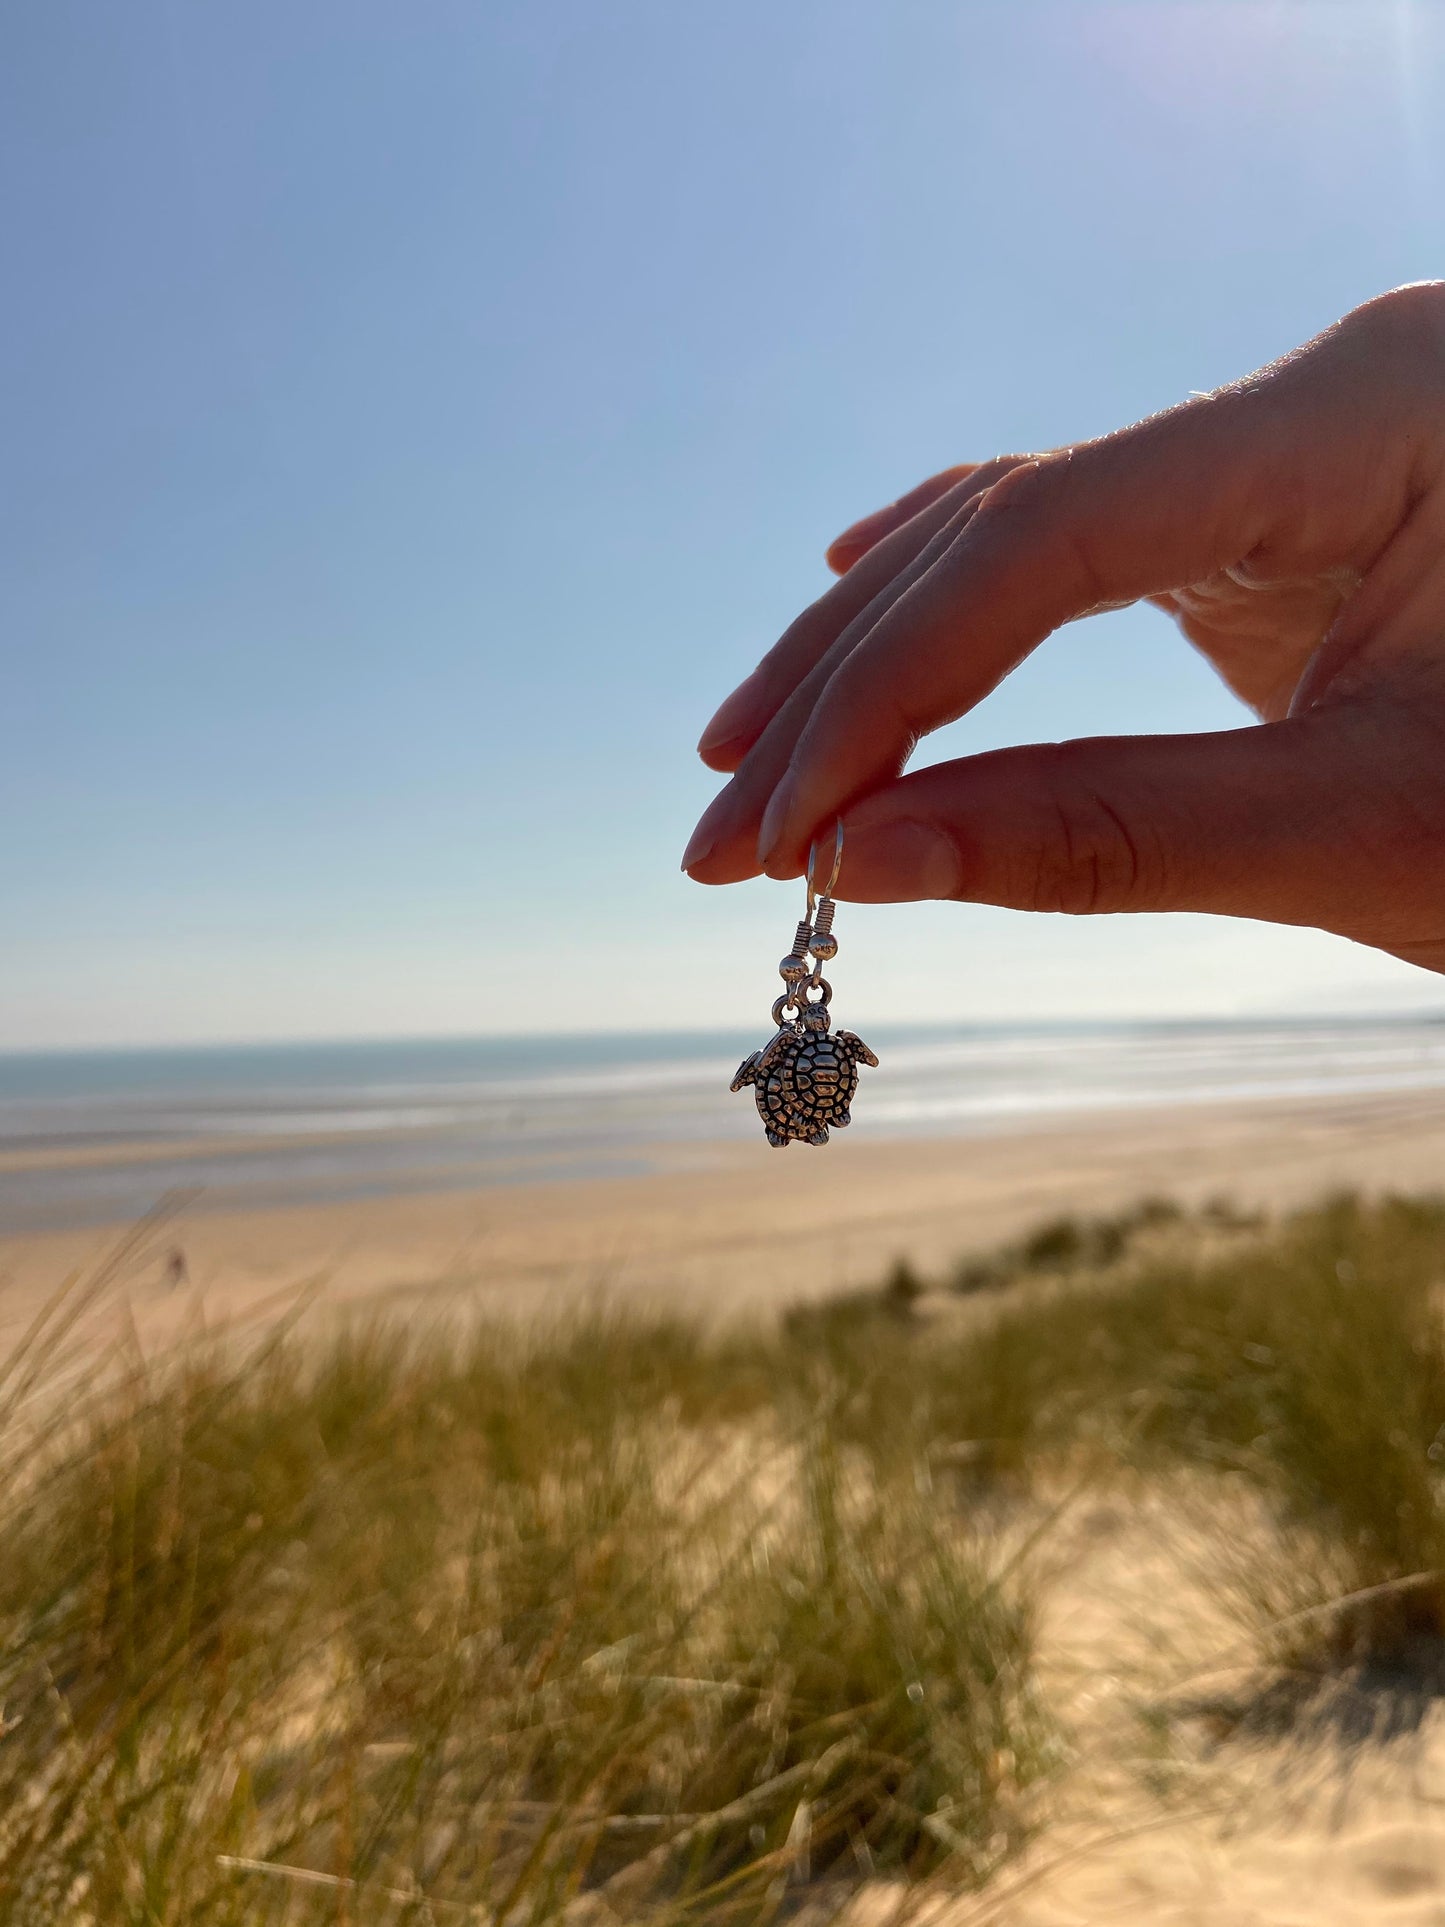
[832,712,1440,945]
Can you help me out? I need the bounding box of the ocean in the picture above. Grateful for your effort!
[3,1015,1445,1234]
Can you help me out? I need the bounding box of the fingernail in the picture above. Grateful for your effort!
[827,508,889,559]
[756,773,797,866]
[698,674,763,758]
[697,731,752,770]
[842,820,963,901]
[680,824,716,873]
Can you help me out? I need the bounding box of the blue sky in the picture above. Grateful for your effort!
[4,0,1445,1047]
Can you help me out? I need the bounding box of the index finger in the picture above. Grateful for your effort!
[696,463,999,772]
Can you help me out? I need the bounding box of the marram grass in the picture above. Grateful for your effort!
[793,1189,1445,1668]
[5,1189,1445,1920]
[0,1294,1048,1923]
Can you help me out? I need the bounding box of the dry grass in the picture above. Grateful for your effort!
[792,1190,1445,1669]
[0,1299,1049,1922]
[5,1189,1445,1921]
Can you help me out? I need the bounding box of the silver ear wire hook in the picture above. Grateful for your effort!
[806,818,844,919]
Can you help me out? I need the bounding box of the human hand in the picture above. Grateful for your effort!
[682,284,1445,973]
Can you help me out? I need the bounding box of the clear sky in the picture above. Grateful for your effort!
[4,1,1445,1048]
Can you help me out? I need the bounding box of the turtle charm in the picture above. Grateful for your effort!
[728,821,880,1148]
[732,997,878,1147]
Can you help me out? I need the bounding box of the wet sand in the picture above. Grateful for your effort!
[3,1087,1445,1350]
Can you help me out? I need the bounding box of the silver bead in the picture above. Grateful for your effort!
[778,954,810,984]
[807,932,838,962]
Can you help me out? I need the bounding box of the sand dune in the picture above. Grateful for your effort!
[8,1089,1445,1921]
[843,1476,1445,1926]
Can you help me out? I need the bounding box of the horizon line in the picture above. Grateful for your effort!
[4,1005,1445,1061]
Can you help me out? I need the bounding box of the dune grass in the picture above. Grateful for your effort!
[0,1294,1049,1923]
[5,1188,1445,1920]
[791,1190,1445,1666]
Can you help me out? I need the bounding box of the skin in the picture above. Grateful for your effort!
[681,282,1445,974]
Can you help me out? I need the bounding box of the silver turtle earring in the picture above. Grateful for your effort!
[730,820,879,1148]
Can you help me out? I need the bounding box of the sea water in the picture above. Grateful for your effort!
[2,1016,1445,1233]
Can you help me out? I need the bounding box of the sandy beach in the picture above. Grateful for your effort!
[6,1088,1445,1922]
[4,1086,1445,1348]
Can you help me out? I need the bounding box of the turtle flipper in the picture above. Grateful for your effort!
[757,1029,794,1071]
[730,1050,762,1092]
[765,1128,791,1148]
[733,1028,795,1093]
[806,1126,830,1147]
[837,1032,879,1069]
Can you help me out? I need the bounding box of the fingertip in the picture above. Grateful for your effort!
[697,732,753,772]
[826,467,980,573]
[683,843,767,886]
[824,509,895,572]
[755,772,799,873]
[758,812,827,882]
[823,536,865,575]
[697,672,768,768]
[683,786,778,884]
[759,813,809,879]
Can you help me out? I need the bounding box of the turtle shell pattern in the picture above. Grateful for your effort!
[757,1031,857,1142]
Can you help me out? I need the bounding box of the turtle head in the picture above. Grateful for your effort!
[799,998,832,1034]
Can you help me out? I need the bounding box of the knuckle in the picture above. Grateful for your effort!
[970,453,1110,607]
[1022,745,1164,916]
[1347,280,1445,345]
[972,455,1062,527]
[1336,283,1445,420]
[967,451,1038,494]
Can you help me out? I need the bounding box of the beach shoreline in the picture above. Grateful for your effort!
[4,1086,1445,1352]
[8,1013,1445,1240]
